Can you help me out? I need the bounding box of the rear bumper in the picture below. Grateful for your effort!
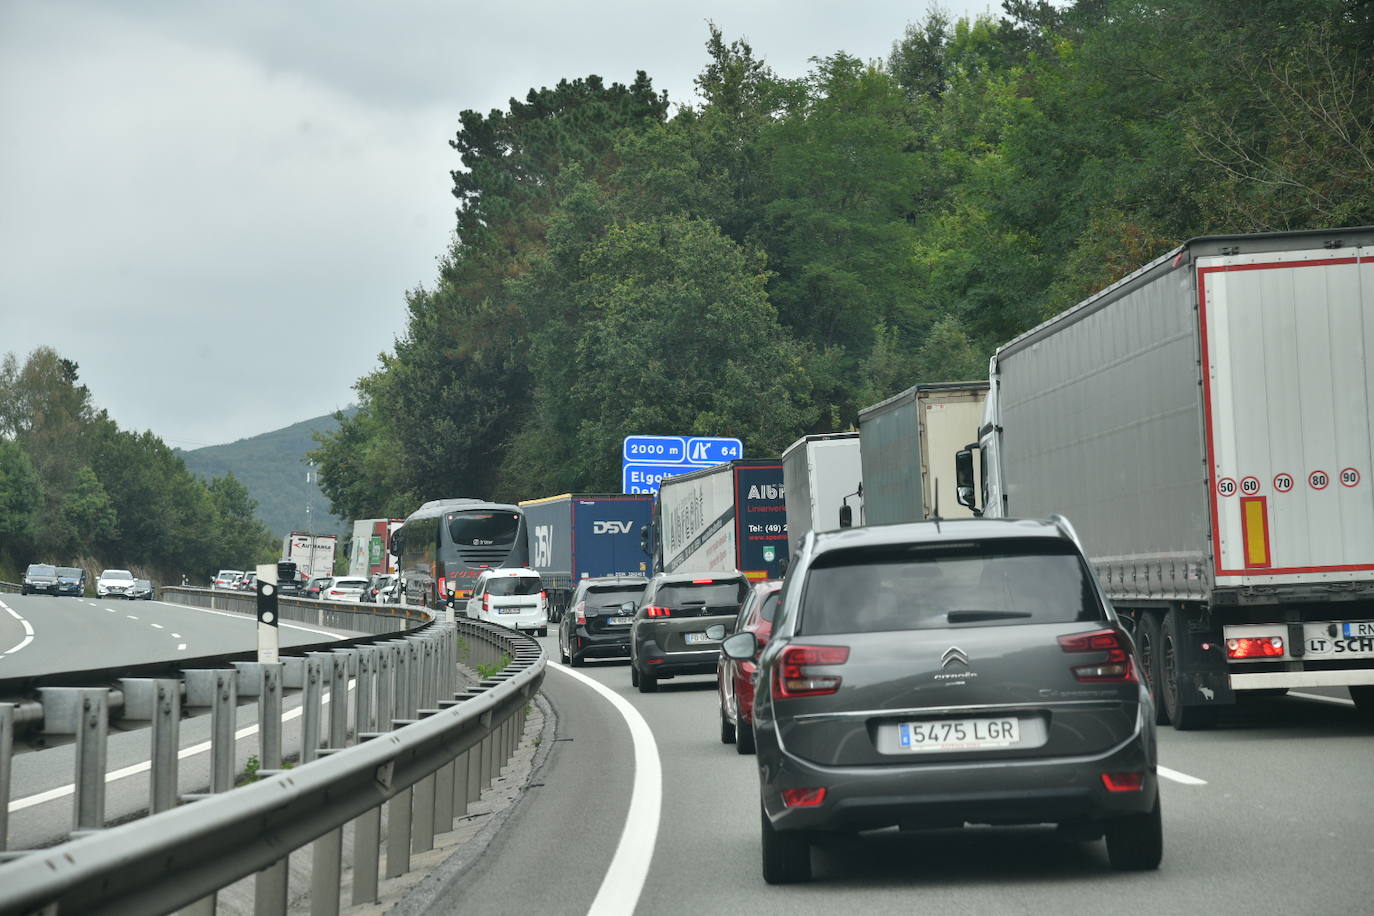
[634,641,720,678]
[761,714,1156,833]
[572,628,631,659]
[484,612,548,631]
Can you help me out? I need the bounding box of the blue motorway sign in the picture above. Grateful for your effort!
[623,461,705,494]
[622,435,687,464]
[685,436,743,464]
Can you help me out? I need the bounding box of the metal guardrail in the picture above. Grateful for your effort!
[163,585,428,635]
[0,617,543,915]
[0,582,19,594]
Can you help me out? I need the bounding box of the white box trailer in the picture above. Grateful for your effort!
[857,382,988,525]
[781,433,862,554]
[653,460,789,581]
[958,226,1374,727]
[282,532,338,581]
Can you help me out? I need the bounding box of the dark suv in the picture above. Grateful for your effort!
[55,566,86,597]
[631,571,750,693]
[21,564,59,596]
[722,517,1160,884]
[558,576,647,666]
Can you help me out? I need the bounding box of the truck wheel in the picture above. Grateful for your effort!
[1136,611,1169,725]
[761,805,812,884]
[1160,609,1216,730]
[1104,797,1162,870]
[720,706,736,744]
[1350,686,1374,724]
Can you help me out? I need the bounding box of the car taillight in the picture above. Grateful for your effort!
[1101,772,1145,792]
[1225,636,1284,659]
[691,578,715,584]
[1059,629,1137,682]
[773,645,849,698]
[483,595,491,613]
[437,577,448,596]
[575,602,588,625]
[540,590,547,600]
[781,787,827,807]
[644,606,671,618]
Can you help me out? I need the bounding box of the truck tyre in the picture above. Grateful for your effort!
[638,672,658,693]
[761,806,812,884]
[1160,609,1217,730]
[1136,611,1169,725]
[1105,797,1162,870]
[736,709,757,755]
[1349,686,1374,724]
[720,706,736,744]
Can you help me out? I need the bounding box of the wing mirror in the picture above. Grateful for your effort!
[955,446,981,516]
[705,624,727,641]
[720,631,757,660]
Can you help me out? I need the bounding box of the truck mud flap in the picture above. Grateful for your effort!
[1180,622,1234,708]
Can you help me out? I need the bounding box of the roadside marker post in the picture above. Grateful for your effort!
[257,561,289,664]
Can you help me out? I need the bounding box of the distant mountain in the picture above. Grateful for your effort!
[177,409,356,539]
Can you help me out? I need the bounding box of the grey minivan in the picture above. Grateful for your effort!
[722,517,1160,884]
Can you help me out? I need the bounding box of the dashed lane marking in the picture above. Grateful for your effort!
[1158,765,1207,786]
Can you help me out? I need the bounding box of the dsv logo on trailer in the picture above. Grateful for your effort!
[593,520,634,535]
[533,525,553,567]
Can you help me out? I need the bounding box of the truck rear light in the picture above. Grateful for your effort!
[781,787,827,807]
[1225,636,1284,659]
[1101,772,1144,792]
[1059,629,1137,682]
[645,606,671,618]
[437,577,448,596]
[773,645,849,698]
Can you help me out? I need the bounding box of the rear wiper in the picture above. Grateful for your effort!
[946,609,1034,623]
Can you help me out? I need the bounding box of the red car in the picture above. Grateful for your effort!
[716,580,781,755]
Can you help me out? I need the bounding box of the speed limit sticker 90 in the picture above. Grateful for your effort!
[1341,467,1361,487]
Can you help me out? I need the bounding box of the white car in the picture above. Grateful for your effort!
[97,569,136,599]
[213,569,243,589]
[322,577,369,601]
[465,568,548,636]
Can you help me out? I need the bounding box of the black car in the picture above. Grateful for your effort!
[558,576,647,667]
[720,517,1160,884]
[55,566,86,597]
[630,571,750,693]
[21,563,59,595]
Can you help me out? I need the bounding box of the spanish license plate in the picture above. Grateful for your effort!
[609,616,634,625]
[499,607,521,615]
[683,632,716,645]
[898,717,1020,753]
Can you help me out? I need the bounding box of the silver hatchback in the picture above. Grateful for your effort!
[722,516,1160,884]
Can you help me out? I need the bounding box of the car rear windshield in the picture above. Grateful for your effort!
[27,565,56,576]
[447,511,520,547]
[655,581,748,612]
[799,539,1103,635]
[485,577,541,597]
[57,567,82,577]
[585,585,645,609]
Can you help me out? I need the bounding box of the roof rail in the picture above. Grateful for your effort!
[1049,514,1084,550]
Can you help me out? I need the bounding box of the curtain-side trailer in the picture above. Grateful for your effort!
[781,433,862,555]
[957,226,1374,728]
[858,382,988,525]
[653,460,788,581]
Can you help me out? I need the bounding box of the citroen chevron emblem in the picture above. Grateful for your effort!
[941,646,970,669]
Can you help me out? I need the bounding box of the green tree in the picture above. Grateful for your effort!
[207,473,277,568]
[0,438,42,560]
[57,466,118,559]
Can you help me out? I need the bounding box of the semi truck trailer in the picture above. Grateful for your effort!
[781,432,862,554]
[858,382,988,525]
[652,460,788,581]
[518,493,653,618]
[955,226,1374,728]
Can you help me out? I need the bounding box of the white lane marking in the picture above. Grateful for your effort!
[176,644,187,651]
[106,608,118,613]
[87,602,97,607]
[7,687,348,813]
[1,601,35,655]
[151,624,164,630]
[1289,691,1356,707]
[161,602,346,640]
[172,633,181,638]
[551,662,661,916]
[126,615,139,620]
[1158,765,1207,786]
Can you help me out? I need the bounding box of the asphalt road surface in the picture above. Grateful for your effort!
[441,631,1374,916]
[0,590,353,678]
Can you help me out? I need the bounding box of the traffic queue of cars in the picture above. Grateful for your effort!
[545,514,1161,885]
[20,563,152,599]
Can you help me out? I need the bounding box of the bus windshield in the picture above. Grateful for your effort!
[447,511,520,547]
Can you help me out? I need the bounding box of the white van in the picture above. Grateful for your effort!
[466,568,548,636]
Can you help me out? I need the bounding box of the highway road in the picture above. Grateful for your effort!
[441,633,1374,916]
[0,591,354,678]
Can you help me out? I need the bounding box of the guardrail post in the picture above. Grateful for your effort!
[311,826,343,916]
[39,687,110,831]
[453,749,469,817]
[329,649,352,748]
[302,655,323,762]
[309,652,339,749]
[0,704,12,850]
[255,860,288,916]
[261,662,284,770]
[355,646,377,735]
[412,770,436,854]
[119,678,181,813]
[185,669,238,793]
[375,646,394,731]
[385,787,412,878]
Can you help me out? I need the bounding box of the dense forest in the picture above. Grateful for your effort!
[310,0,1374,518]
[0,348,278,582]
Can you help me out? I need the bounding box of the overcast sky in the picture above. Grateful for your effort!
[1,0,998,449]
